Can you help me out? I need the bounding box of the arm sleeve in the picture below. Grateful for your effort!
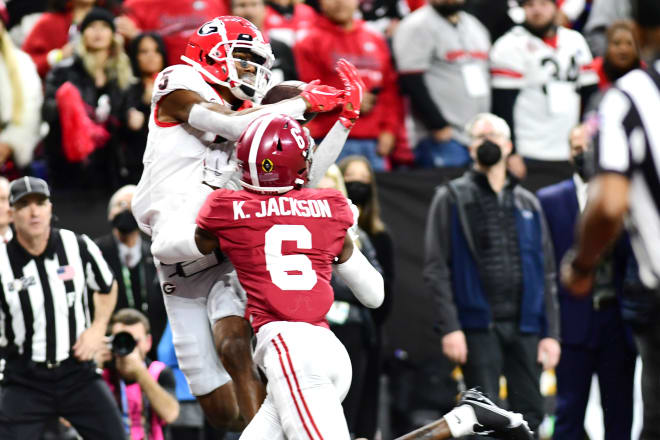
[595,87,634,176]
[423,186,461,336]
[0,51,43,167]
[376,44,402,134]
[42,65,67,126]
[398,73,449,130]
[334,246,385,309]
[539,205,560,340]
[491,88,520,150]
[78,234,115,293]
[490,34,527,90]
[307,121,351,188]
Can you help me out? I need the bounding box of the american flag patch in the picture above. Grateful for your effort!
[57,265,75,281]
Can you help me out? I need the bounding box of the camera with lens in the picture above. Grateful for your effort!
[110,331,137,357]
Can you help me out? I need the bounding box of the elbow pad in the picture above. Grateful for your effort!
[187,98,307,141]
[334,247,384,308]
[151,223,203,265]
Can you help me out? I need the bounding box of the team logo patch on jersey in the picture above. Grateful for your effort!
[261,158,274,172]
[162,281,176,294]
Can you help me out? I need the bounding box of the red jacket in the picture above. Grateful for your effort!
[122,0,229,66]
[294,15,402,140]
[22,12,72,78]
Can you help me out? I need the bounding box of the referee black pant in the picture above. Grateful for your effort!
[0,357,124,440]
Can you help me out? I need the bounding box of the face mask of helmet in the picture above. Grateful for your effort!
[345,181,372,206]
[112,210,139,234]
[476,139,503,167]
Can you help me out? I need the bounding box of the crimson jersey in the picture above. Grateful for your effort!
[197,188,354,332]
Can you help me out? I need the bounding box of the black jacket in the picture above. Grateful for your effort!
[42,55,126,192]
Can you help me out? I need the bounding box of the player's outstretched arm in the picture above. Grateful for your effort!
[159,84,344,142]
[150,221,220,265]
[334,235,384,308]
[308,60,365,187]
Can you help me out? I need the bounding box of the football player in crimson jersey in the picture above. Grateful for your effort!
[132,16,364,429]
[154,114,535,440]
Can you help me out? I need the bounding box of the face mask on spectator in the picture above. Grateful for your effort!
[432,2,464,17]
[112,209,139,234]
[476,139,502,167]
[573,150,595,181]
[345,182,372,206]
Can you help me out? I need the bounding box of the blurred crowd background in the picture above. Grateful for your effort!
[0,0,655,439]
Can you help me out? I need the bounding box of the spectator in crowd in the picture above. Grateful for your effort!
[393,0,491,168]
[97,308,180,439]
[317,164,385,438]
[583,0,632,57]
[116,0,229,67]
[0,177,11,243]
[294,0,403,171]
[585,20,642,112]
[491,0,599,188]
[356,0,409,38]
[231,0,298,84]
[0,2,43,180]
[0,176,124,439]
[42,7,134,194]
[423,113,561,434]
[537,124,636,440]
[339,155,395,438]
[262,0,316,47]
[95,185,164,358]
[22,0,97,78]
[121,32,167,185]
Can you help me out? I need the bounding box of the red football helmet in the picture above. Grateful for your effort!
[237,114,314,194]
[181,16,274,102]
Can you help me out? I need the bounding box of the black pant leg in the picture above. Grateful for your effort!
[635,320,660,440]
[462,329,504,402]
[56,363,125,440]
[354,332,383,439]
[502,331,544,433]
[330,322,368,434]
[0,379,52,439]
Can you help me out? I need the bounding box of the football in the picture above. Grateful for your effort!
[262,81,318,124]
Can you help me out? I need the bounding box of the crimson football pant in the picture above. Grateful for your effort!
[241,321,352,440]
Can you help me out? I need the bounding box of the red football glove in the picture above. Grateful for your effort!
[300,80,345,113]
[336,58,365,129]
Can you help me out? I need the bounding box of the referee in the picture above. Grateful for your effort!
[561,1,660,438]
[0,177,124,439]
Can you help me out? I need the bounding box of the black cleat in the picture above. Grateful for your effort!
[457,389,534,439]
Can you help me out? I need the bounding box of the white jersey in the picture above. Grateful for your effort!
[132,64,239,237]
[490,26,598,161]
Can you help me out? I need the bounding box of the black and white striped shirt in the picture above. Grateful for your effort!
[596,60,660,289]
[0,228,114,363]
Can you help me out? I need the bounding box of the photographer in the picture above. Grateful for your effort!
[97,308,179,440]
[423,113,560,434]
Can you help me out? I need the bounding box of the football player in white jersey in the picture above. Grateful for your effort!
[132,16,364,429]
[490,0,599,178]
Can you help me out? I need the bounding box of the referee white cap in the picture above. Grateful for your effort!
[9,176,51,206]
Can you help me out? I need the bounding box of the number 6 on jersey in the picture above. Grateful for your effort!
[265,225,318,290]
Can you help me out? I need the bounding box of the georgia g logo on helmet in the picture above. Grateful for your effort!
[198,21,221,36]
